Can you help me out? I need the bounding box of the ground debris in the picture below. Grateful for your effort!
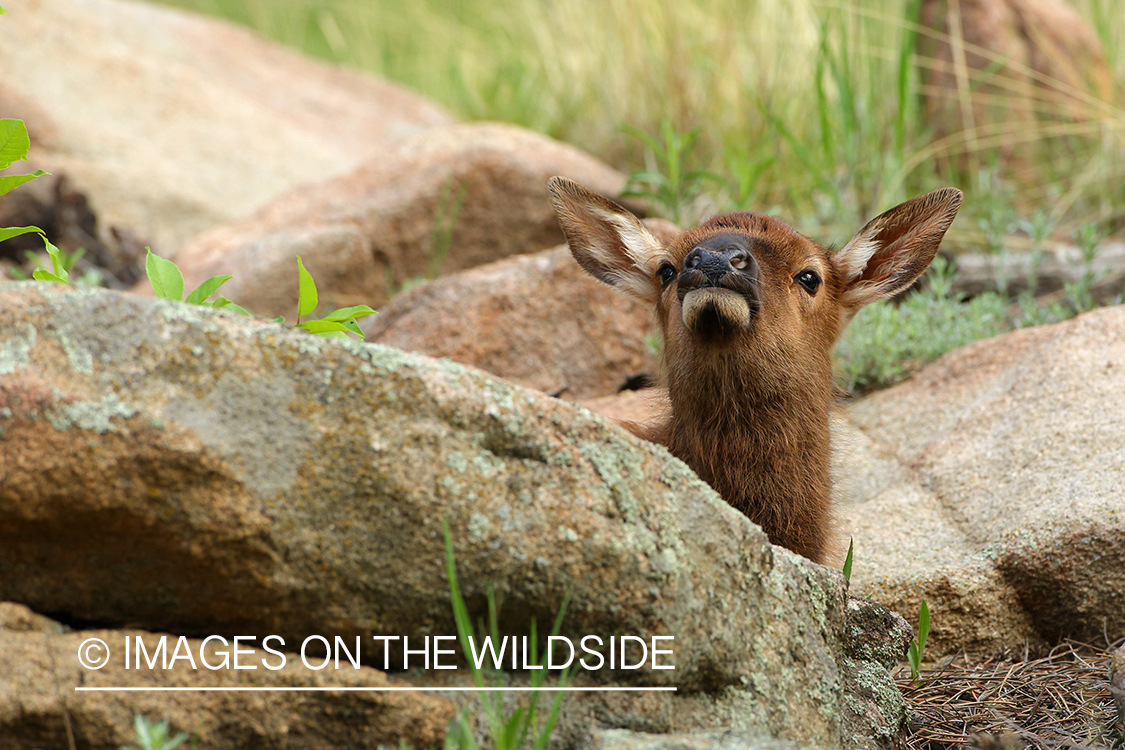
[899,639,1125,750]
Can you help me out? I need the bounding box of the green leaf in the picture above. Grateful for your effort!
[206,297,252,316]
[134,715,152,747]
[0,119,30,170]
[842,538,854,582]
[320,305,378,322]
[163,731,190,750]
[442,515,488,690]
[184,275,232,305]
[31,269,67,284]
[296,256,317,320]
[0,170,47,198]
[44,240,63,275]
[500,708,526,750]
[0,225,45,243]
[916,600,930,658]
[297,319,351,334]
[5,227,68,283]
[59,245,84,273]
[340,319,365,338]
[0,6,8,14]
[145,249,184,302]
[906,600,930,683]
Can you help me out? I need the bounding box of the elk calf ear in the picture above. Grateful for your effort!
[835,187,963,311]
[548,176,665,304]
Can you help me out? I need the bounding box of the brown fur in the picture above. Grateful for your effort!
[549,178,962,564]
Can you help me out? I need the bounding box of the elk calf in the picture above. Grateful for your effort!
[549,178,962,564]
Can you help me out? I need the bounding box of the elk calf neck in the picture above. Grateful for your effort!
[549,178,962,564]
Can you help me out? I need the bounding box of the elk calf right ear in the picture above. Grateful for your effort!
[835,187,963,314]
[548,176,666,305]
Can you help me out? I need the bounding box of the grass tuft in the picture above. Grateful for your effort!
[835,257,1010,393]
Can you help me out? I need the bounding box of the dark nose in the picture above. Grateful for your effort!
[683,246,755,286]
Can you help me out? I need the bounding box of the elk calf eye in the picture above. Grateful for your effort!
[795,270,821,294]
[658,263,677,284]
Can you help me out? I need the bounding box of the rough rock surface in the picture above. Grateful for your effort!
[0,0,453,256]
[0,603,452,750]
[366,221,677,400]
[0,282,909,749]
[164,122,635,317]
[841,305,1125,656]
[948,241,1125,300]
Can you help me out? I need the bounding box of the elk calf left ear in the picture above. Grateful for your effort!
[548,176,665,304]
[835,187,963,311]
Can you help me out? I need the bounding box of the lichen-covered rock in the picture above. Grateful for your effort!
[0,603,453,750]
[841,305,1125,656]
[367,222,677,400]
[0,0,453,256]
[163,123,636,317]
[840,599,913,748]
[0,283,908,749]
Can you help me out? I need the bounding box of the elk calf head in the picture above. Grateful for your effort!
[549,176,962,564]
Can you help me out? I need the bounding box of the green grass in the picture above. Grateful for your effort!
[906,600,931,684]
[442,516,573,750]
[151,0,1125,242]
[120,715,192,750]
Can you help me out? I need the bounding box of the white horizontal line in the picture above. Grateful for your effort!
[75,686,676,693]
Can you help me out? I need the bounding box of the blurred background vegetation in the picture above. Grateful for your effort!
[149,0,1125,390]
[150,0,1123,234]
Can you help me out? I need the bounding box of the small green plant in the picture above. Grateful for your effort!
[1014,294,1073,329]
[622,119,717,225]
[442,516,573,750]
[906,600,930,683]
[145,248,250,315]
[25,241,76,284]
[842,538,854,582]
[835,257,1010,393]
[8,245,100,286]
[119,714,191,750]
[142,249,377,339]
[0,117,60,277]
[1017,209,1055,296]
[287,255,377,338]
[977,191,1018,295]
[1065,221,1103,314]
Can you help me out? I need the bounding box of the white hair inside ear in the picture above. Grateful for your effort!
[548,177,665,305]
